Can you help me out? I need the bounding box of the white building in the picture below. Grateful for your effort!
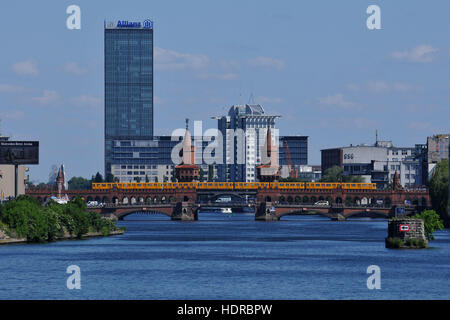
[0,165,28,200]
[214,105,280,182]
[322,140,422,189]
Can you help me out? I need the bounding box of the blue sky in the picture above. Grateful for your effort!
[0,0,449,183]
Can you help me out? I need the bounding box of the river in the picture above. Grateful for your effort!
[0,212,449,300]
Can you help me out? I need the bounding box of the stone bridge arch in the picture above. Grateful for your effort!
[115,208,173,220]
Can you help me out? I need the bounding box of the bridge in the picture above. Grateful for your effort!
[25,184,431,221]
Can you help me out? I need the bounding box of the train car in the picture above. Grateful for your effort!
[272,182,304,190]
[341,183,376,190]
[146,183,163,190]
[234,182,259,190]
[196,182,233,189]
[163,182,178,190]
[257,182,271,189]
[305,182,339,189]
[197,182,214,189]
[176,182,198,189]
[286,182,305,189]
[92,183,114,190]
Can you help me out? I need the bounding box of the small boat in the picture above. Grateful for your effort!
[220,208,232,214]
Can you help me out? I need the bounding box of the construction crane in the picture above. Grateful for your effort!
[284,141,298,178]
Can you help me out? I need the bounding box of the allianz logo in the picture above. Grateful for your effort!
[115,19,153,29]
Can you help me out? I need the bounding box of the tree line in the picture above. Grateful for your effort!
[0,195,122,242]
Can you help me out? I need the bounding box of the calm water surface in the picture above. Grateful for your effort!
[1,212,449,300]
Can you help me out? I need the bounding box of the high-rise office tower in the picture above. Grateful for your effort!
[104,19,154,178]
[214,104,281,182]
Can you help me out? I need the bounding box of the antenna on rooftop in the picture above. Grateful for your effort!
[248,92,255,105]
[185,118,189,131]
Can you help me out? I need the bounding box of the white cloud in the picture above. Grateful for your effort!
[367,81,420,93]
[12,59,39,76]
[317,93,358,109]
[346,83,360,92]
[248,56,285,70]
[0,110,25,120]
[391,45,439,63]
[70,95,101,108]
[347,81,421,94]
[154,47,210,70]
[256,96,284,104]
[197,73,238,80]
[64,62,88,75]
[407,121,443,132]
[218,60,240,71]
[0,83,26,93]
[31,90,59,105]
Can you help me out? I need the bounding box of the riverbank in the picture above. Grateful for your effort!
[0,228,125,245]
[0,195,124,245]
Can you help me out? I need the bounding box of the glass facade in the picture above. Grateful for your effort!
[104,21,154,176]
[279,136,308,166]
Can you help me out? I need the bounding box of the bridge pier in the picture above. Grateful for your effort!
[171,202,198,221]
[330,214,346,221]
[255,202,279,221]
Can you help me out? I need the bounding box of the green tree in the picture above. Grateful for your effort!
[136,176,141,183]
[320,166,343,182]
[429,160,449,227]
[65,198,90,238]
[68,177,92,190]
[320,165,364,183]
[414,210,444,241]
[0,195,120,242]
[199,168,205,182]
[154,176,158,182]
[145,175,149,183]
[1,195,48,242]
[93,172,104,183]
[105,173,115,183]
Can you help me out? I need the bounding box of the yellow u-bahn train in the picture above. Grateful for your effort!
[92,182,377,190]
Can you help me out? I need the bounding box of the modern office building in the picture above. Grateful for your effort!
[214,104,281,182]
[104,19,154,178]
[321,140,422,189]
[278,136,308,166]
